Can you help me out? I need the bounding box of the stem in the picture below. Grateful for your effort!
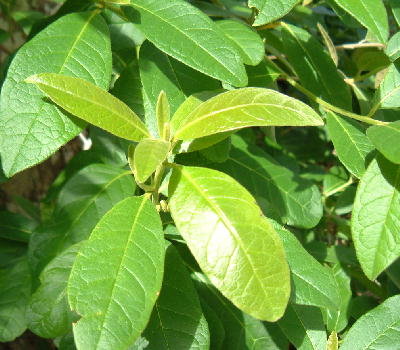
[324,176,355,198]
[284,76,388,126]
[151,162,166,206]
[335,42,385,50]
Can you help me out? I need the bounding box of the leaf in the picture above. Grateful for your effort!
[123,0,247,86]
[143,244,209,349]
[340,295,400,350]
[246,57,281,88]
[216,19,264,66]
[389,0,400,26]
[156,91,170,140]
[326,332,338,350]
[367,121,400,164]
[351,155,400,280]
[281,23,352,110]
[28,244,80,338]
[68,196,165,350]
[134,138,170,183]
[331,0,389,43]
[278,304,327,350]
[385,32,400,62]
[372,62,400,110]
[0,211,36,243]
[213,135,323,229]
[0,257,31,342]
[28,164,135,278]
[169,165,290,321]
[326,112,375,178]
[172,88,323,140]
[139,41,220,136]
[271,222,341,310]
[0,11,112,177]
[26,73,150,142]
[248,0,299,26]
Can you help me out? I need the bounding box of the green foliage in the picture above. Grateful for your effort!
[0,0,400,348]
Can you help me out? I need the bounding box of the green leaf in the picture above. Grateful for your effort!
[28,244,80,338]
[367,121,400,164]
[272,222,341,310]
[213,135,323,229]
[246,57,281,88]
[323,166,348,196]
[389,0,400,26]
[169,166,290,321]
[26,73,150,142]
[173,88,323,140]
[351,156,400,280]
[68,196,165,350]
[29,164,135,278]
[281,23,352,110]
[123,0,247,86]
[143,244,209,349]
[249,0,299,26]
[326,112,375,178]
[0,11,112,177]
[278,304,327,350]
[134,138,170,183]
[340,295,400,350]
[326,332,338,350]
[216,19,264,66]
[156,91,170,141]
[139,42,220,137]
[0,257,31,342]
[0,211,36,243]
[385,32,400,62]
[372,62,400,110]
[331,0,389,43]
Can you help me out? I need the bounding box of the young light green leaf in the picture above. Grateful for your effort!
[139,42,220,137]
[143,244,210,349]
[134,139,170,183]
[248,0,299,26]
[216,19,264,66]
[281,23,352,110]
[272,222,341,310]
[169,166,290,321]
[327,332,338,350]
[156,91,170,141]
[367,120,400,164]
[331,0,389,43]
[68,196,165,350]
[351,156,400,280]
[340,295,400,350]
[213,135,323,229]
[278,304,327,350]
[123,0,247,86]
[26,73,150,142]
[0,11,112,177]
[0,211,36,243]
[326,112,375,178]
[0,258,31,342]
[173,88,323,141]
[28,244,80,338]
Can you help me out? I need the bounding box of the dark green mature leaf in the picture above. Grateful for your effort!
[26,73,150,141]
[216,19,264,66]
[139,42,219,136]
[0,258,31,342]
[367,121,400,164]
[389,0,400,26]
[326,112,375,178]
[351,156,400,280]
[213,136,323,228]
[278,304,327,350]
[331,0,389,43]
[246,57,280,88]
[143,244,209,349]
[249,0,299,26]
[68,196,165,350]
[340,295,400,350]
[272,222,340,310]
[123,0,247,87]
[0,211,36,242]
[169,166,290,321]
[28,244,80,338]
[281,23,352,110]
[133,139,170,183]
[29,164,135,278]
[0,11,112,177]
[173,88,323,140]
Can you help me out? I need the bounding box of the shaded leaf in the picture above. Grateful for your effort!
[367,120,400,164]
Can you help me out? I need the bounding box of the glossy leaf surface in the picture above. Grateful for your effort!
[68,196,165,350]
[249,0,298,26]
[169,166,290,321]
